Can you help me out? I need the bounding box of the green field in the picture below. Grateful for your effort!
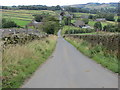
[73,12,96,19]
[74,12,118,20]
[2,9,57,27]
[88,20,109,27]
[73,12,118,27]
[88,20,117,28]
[74,12,96,17]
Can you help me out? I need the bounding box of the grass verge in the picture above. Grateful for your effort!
[65,37,118,73]
[2,35,57,88]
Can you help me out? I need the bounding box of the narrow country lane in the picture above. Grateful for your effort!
[22,30,118,88]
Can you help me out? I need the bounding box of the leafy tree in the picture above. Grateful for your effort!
[42,21,59,34]
[63,16,71,25]
[82,18,89,24]
[55,5,62,10]
[72,14,77,18]
[103,24,120,32]
[94,22,102,31]
[34,14,44,22]
[2,18,18,28]
[105,14,115,21]
[60,12,65,16]
[96,12,107,18]
[39,16,60,34]
[2,18,6,23]
[34,13,50,22]
[65,7,78,12]
[88,15,94,19]
[64,6,89,13]
[117,17,120,22]
[103,25,107,31]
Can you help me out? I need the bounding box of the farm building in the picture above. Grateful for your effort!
[95,18,106,22]
[82,25,93,29]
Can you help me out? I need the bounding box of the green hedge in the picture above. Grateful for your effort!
[65,34,120,57]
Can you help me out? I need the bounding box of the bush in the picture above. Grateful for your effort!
[63,26,95,34]
[42,21,59,34]
[34,13,49,22]
[63,16,71,25]
[34,14,43,22]
[82,18,89,24]
[88,15,94,19]
[117,17,120,22]
[103,24,120,32]
[94,22,102,31]
[105,14,115,21]
[66,29,95,34]
[39,16,60,34]
[62,26,95,35]
[2,18,18,28]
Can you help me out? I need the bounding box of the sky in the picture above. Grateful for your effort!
[0,0,119,6]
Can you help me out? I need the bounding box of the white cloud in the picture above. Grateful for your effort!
[0,0,119,6]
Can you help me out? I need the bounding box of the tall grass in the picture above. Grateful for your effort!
[2,35,57,88]
[65,37,118,73]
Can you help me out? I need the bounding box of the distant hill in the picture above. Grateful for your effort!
[64,2,118,10]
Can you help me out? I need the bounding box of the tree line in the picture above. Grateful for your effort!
[2,4,117,14]
[2,5,62,11]
[63,6,118,14]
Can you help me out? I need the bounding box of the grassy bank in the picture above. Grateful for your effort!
[65,37,118,73]
[2,35,57,88]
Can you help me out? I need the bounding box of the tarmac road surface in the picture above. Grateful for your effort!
[22,30,118,88]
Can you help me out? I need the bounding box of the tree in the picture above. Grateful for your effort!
[55,5,62,10]
[2,18,18,28]
[82,19,89,24]
[2,18,6,23]
[65,7,78,12]
[34,14,44,22]
[105,14,115,21]
[42,21,58,34]
[63,16,71,25]
[96,12,107,18]
[103,24,120,32]
[60,12,65,16]
[34,13,49,22]
[103,25,107,31]
[39,16,60,34]
[88,15,94,19]
[72,14,77,18]
[117,17,120,22]
[94,22,102,31]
